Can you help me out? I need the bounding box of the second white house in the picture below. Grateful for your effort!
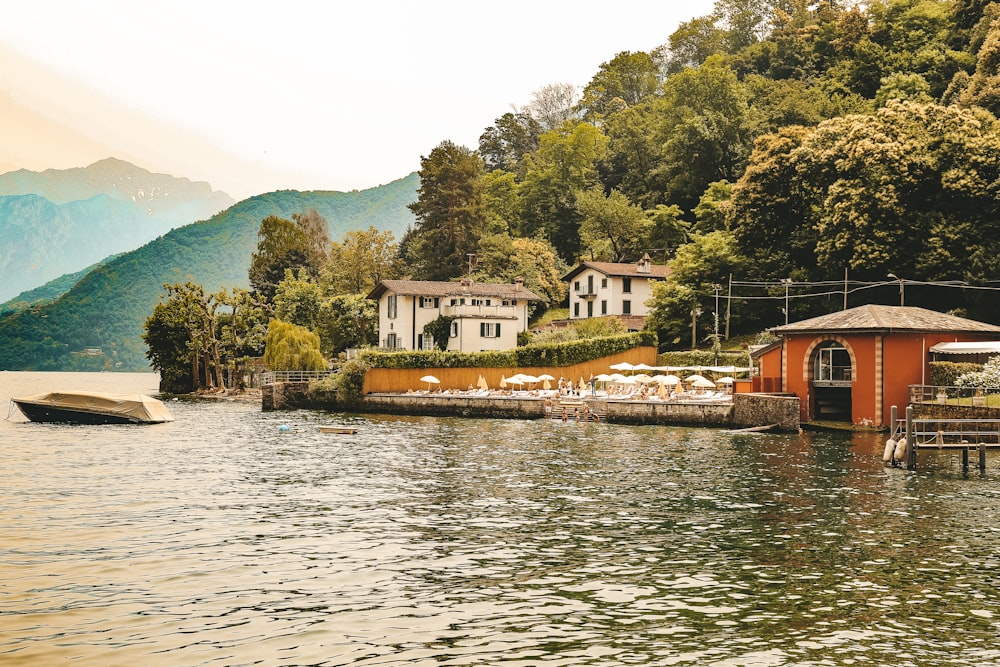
[562,253,669,329]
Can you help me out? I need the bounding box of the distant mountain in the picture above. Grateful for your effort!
[0,174,419,371]
[0,157,233,215]
[0,158,236,301]
[0,253,123,316]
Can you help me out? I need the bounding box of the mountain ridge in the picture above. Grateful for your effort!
[0,173,419,371]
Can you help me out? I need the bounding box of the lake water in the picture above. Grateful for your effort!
[3,372,1000,666]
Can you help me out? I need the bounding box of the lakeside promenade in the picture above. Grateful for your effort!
[262,382,801,432]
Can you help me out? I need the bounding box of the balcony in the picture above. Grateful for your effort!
[441,303,518,319]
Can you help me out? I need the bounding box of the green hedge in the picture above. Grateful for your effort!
[359,332,657,370]
[658,349,750,367]
[930,361,983,386]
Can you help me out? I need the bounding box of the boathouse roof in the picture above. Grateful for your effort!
[770,305,1000,335]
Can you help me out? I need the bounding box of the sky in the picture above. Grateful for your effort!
[0,0,716,200]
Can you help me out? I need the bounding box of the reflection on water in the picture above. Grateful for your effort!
[2,372,1000,665]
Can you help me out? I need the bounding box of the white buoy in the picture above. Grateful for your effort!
[883,439,896,462]
[278,424,291,432]
[894,436,907,461]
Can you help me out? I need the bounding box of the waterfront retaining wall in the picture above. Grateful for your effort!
[263,382,800,431]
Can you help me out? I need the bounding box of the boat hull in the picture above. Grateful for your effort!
[11,391,174,425]
[14,400,149,424]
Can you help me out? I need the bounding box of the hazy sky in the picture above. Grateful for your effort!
[1,1,716,200]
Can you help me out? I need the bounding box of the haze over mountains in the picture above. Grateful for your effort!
[0,158,234,301]
[0,160,418,371]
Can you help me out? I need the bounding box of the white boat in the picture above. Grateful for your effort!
[11,391,175,424]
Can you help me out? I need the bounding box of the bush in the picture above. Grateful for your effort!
[359,332,656,370]
[930,361,983,386]
[954,357,1000,389]
[309,358,369,404]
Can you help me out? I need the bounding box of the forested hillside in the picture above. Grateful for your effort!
[396,0,1000,347]
[0,159,236,301]
[0,175,418,370]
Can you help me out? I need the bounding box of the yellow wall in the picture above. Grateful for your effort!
[362,347,659,393]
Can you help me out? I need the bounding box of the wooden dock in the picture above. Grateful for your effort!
[888,405,1000,472]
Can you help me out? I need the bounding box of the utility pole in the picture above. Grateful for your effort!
[781,278,793,324]
[888,273,904,306]
[725,274,732,340]
[691,308,702,350]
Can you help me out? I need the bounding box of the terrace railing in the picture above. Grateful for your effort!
[260,370,333,385]
[909,384,1000,408]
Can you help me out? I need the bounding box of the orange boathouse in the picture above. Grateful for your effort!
[752,305,1000,428]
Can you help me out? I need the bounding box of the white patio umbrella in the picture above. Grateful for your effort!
[633,363,656,372]
[715,377,735,385]
[685,374,708,384]
[692,377,716,388]
[631,373,655,384]
[651,374,680,385]
[536,373,555,390]
[610,361,635,372]
[419,375,440,391]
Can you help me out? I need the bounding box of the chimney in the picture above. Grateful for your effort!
[514,277,524,290]
[637,253,651,274]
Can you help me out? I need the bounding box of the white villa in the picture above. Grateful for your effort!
[562,254,669,328]
[367,278,543,352]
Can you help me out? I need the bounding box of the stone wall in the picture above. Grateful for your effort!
[263,381,800,431]
[731,394,800,431]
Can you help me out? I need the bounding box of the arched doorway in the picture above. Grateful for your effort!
[811,341,853,421]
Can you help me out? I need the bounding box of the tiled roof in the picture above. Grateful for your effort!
[563,261,670,281]
[367,279,544,302]
[771,305,1000,335]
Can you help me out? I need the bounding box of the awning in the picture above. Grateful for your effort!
[929,341,1000,355]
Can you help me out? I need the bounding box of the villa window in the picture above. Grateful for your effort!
[623,300,631,315]
[387,294,397,319]
[573,302,580,317]
[450,321,458,337]
[623,277,632,293]
[601,300,607,315]
[601,277,607,289]
[480,322,501,338]
[574,280,580,292]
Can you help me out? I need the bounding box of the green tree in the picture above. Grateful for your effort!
[656,56,755,211]
[273,269,324,332]
[478,112,542,173]
[143,292,196,393]
[406,140,487,280]
[645,231,744,348]
[471,233,568,310]
[324,225,402,295]
[263,318,326,371]
[518,121,609,261]
[576,187,648,261]
[318,294,379,356]
[248,215,316,302]
[579,51,661,120]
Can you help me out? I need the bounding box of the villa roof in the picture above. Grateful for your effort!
[562,260,669,282]
[367,279,544,302]
[770,305,1000,335]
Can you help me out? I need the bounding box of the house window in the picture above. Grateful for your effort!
[587,301,594,317]
[623,277,632,293]
[574,302,580,317]
[587,275,594,293]
[601,278,607,289]
[480,322,501,338]
[450,321,458,337]
[420,296,438,308]
[386,332,398,349]
[574,280,580,292]
[601,300,607,315]
[387,294,397,319]
[420,335,435,350]
[623,300,631,314]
